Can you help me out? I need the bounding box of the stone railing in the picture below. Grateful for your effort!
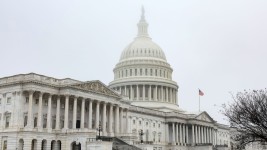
[0,73,80,86]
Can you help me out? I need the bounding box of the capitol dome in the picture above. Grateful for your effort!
[119,37,167,62]
[109,7,180,112]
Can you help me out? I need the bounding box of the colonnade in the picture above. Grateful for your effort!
[114,84,177,104]
[191,125,215,145]
[169,123,217,146]
[24,90,129,135]
[170,123,189,146]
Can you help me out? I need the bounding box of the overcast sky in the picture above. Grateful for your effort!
[1,0,267,124]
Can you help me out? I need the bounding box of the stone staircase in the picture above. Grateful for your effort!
[101,136,141,150]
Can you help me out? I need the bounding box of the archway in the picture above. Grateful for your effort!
[51,140,61,150]
[31,139,37,150]
[71,141,81,150]
[18,139,24,150]
[41,140,47,150]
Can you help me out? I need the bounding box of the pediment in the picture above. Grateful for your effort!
[70,80,120,98]
[195,111,214,123]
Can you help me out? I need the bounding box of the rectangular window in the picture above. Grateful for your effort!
[5,115,10,128]
[6,97,11,104]
[130,69,132,76]
[26,97,29,103]
[61,103,65,109]
[135,69,137,76]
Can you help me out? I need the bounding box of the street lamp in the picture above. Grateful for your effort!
[96,123,102,141]
[139,129,144,144]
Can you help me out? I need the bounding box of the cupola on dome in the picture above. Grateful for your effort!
[119,7,167,62]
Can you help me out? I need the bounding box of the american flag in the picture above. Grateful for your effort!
[199,89,204,96]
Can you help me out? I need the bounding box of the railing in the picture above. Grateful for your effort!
[0,73,80,86]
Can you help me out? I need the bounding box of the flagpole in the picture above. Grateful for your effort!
[199,94,200,112]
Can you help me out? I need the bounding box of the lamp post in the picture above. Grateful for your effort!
[139,129,144,144]
[96,123,102,141]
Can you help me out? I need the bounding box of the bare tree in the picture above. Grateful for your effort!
[223,89,267,148]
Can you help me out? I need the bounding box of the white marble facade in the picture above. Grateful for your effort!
[0,8,230,150]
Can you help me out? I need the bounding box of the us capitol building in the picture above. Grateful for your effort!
[0,8,230,150]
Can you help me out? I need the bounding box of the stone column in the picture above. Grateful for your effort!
[56,96,60,130]
[37,92,43,129]
[179,123,182,144]
[80,98,85,129]
[210,128,212,143]
[115,105,119,133]
[47,94,52,130]
[102,102,107,133]
[136,85,139,100]
[192,125,195,145]
[161,86,164,101]
[143,85,145,101]
[124,86,127,96]
[125,109,129,133]
[176,123,178,144]
[155,85,158,101]
[130,85,133,100]
[186,125,188,144]
[72,97,77,129]
[109,104,113,133]
[201,126,204,144]
[64,95,69,129]
[198,126,201,144]
[88,100,93,129]
[27,90,34,128]
[120,108,123,133]
[170,89,173,103]
[195,125,198,144]
[183,124,186,145]
[95,101,100,129]
[176,89,178,104]
[148,85,151,101]
[166,87,169,102]
[203,126,206,143]
[208,127,210,143]
[172,123,175,144]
